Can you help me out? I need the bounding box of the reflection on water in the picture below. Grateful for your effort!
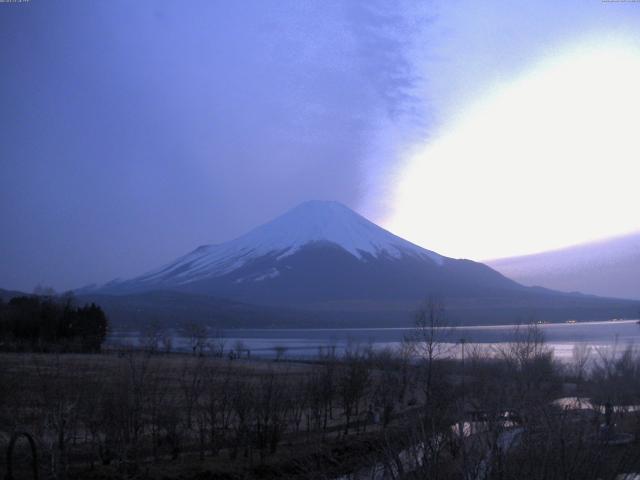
[108,319,640,360]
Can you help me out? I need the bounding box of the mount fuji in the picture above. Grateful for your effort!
[84,201,639,327]
[97,201,518,300]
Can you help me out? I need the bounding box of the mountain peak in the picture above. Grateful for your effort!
[276,200,362,225]
[247,199,441,263]
[291,199,350,209]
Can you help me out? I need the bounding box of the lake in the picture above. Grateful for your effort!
[108,319,640,361]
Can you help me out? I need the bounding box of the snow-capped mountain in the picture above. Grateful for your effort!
[90,201,640,326]
[488,232,640,300]
[99,200,520,302]
[126,200,444,289]
[102,201,519,304]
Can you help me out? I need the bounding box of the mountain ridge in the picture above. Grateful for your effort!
[488,231,640,300]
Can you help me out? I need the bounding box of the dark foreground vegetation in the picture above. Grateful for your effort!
[3,301,640,479]
[0,295,108,352]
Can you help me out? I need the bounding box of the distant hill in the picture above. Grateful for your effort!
[488,232,640,301]
[0,287,29,302]
[79,201,639,327]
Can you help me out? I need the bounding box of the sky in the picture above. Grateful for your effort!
[1,1,640,291]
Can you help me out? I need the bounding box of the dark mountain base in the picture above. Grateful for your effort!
[79,290,640,329]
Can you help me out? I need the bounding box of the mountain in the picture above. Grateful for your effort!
[90,201,639,326]
[488,232,640,301]
[98,200,520,301]
[111,200,445,292]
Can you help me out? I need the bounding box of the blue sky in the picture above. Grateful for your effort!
[2,0,640,291]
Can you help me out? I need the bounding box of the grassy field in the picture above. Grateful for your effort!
[0,349,419,479]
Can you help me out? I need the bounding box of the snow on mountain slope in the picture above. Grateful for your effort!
[124,201,444,288]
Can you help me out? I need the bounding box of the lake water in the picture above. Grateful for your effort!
[108,319,640,361]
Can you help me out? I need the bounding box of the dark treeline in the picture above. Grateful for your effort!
[0,295,108,352]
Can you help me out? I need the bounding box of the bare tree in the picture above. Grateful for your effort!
[160,330,173,354]
[139,319,163,354]
[405,296,452,406]
[572,342,592,382]
[233,339,248,359]
[199,362,234,456]
[179,357,206,432]
[208,329,226,357]
[253,369,290,459]
[32,354,88,480]
[229,374,255,460]
[273,345,287,362]
[338,351,370,434]
[182,321,208,356]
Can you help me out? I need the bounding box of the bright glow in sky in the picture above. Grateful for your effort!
[385,38,640,261]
